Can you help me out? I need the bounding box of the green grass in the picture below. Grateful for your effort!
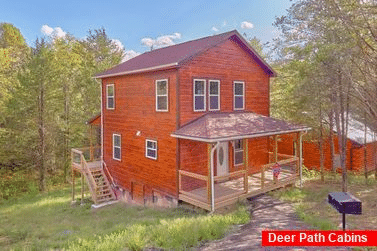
[270,171,377,232]
[0,179,250,250]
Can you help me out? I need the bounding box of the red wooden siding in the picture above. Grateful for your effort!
[100,36,272,202]
[102,69,178,200]
[178,39,270,126]
[247,137,269,174]
[278,134,377,172]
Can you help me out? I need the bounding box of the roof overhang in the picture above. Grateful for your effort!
[171,128,310,143]
[94,62,179,79]
[171,112,311,143]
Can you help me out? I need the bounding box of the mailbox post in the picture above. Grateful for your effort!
[328,192,362,231]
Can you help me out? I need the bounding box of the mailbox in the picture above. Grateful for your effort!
[328,192,362,215]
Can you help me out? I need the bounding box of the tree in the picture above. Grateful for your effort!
[271,0,372,189]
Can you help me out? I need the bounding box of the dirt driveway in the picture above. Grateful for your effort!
[198,194,351,251]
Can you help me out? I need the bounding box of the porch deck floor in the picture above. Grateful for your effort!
[183,169,297,205]
[72,160,101,172]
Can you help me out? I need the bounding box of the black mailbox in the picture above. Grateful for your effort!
[328,192,362,215]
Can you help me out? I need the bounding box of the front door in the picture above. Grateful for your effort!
[217,142,229,176]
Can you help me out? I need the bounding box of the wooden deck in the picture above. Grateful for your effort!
[72,160,101,171]
[179,155,300,211]
[179,172,298,211]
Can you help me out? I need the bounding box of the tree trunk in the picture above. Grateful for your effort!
[63,81,70,180]
[329,107,336,173]
[38,79,46,192]
[319,105,325,182]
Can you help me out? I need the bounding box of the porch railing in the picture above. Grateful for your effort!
[178,153,300,211]
[71,148,98,203]
[260,155,299,189]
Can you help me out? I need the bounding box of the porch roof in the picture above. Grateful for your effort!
[171,112,311,143]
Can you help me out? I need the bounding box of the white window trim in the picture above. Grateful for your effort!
[193,79,206,112]
[155,79,169,112]
[106,84,115,110]
[233,81,245,110]
[145,139,158,160]
[113,133,121,161]
[208,80,220,111]
[234,139,244,166]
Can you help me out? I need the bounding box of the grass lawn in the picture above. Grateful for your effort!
[271,172,377,231]
[0,180,250,251]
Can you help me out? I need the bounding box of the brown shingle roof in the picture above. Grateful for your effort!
[95,30,276,78]
[171,112,310,142]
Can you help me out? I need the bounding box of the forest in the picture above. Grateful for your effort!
[1,0,377,198]
[0,24,124,196]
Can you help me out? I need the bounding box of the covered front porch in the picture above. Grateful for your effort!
[172,112,310,211]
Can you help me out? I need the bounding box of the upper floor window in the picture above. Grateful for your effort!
[234,139,244,166]
[106,84,115,109]
[113,134,121,161]
[209,80,220,111]
[146,139,157,160]
[234,81,245,110]
[194,79,206,112]
[156,80,168,112]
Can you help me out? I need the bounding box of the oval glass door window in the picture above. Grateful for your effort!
[218,147,224,166]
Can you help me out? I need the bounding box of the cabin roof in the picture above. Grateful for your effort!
[340,117,377,145]
[86,113,101,125]
[95,30,276,79]
[171,112,310,143]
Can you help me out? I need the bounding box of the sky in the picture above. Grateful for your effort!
[1,0,294,61]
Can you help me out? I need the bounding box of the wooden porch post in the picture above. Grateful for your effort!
[81,172,84,205]
[298,132,303,188]
[207,144,212,205]
[89,125,94,162]
[274,135,278,162]
[72,168,75,203]
[244,139,249,194]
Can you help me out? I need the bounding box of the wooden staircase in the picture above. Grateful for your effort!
[71,148,116,205]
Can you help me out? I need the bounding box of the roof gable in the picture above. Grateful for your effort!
[95,30,276,78]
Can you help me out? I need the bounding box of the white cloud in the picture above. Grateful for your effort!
[123,50,140,62]
[223,21,227,26]
[41,25,54,35]
[111,39,124,51]
[241,21,254,30]
[41,25,66,38]
[141,32,182,49]
[54,27,66,38]
[212,26,219,32]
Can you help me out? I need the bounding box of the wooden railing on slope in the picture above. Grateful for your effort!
[71,148,99,203]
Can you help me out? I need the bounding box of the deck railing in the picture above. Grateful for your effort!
[71,148,98,203]
[260,155,299,189]
[178,170,209,202]
[178,153,300,211]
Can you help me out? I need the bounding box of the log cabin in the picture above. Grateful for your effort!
[277,118,377,176]
[71,30,310,211]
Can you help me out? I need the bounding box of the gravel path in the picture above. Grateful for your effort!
[198,194,352,251]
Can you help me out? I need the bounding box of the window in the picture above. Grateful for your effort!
[234,81,245,110]
[113,134,121,160]
[193,79,206,111]
[146,139,157,160]
[208,80,220,111]
[234,139,244,165]
[156,80,168,111]
[106,84,115,109]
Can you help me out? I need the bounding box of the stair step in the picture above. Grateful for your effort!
[97,198,113,203]
[97,192,112,196]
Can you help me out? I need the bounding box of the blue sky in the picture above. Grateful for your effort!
[2,0,294,59]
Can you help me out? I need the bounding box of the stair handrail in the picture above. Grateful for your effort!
[103,161,116,187]
[81,154,97,192]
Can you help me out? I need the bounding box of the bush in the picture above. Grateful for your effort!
[0,170,37,200]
